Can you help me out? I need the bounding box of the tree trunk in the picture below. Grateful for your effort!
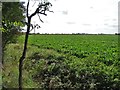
[19,17,31,90]
[18,1,52,89]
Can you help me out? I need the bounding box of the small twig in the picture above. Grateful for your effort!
[30,24,41,31]
[32,1,36,7]
[38,12,47,16]
[37,14,44,23]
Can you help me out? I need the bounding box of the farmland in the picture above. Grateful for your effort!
[3,34,120,89]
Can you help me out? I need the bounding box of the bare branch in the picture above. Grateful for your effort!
[37,14,44,23]
[30,2,52,18]
[48,10,54,13]
[32,1,36,7]
[27,0,30,18]
[38,12,47,16]
[29,24,41,31]
[30,24,34,30]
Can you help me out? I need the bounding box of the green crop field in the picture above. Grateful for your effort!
[3,34,120,89]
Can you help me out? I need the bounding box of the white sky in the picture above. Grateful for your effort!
[21,0,119,34]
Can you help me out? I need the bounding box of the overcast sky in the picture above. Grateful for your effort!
[21,0,119,34]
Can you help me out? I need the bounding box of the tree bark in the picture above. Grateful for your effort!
[19,17,31,90]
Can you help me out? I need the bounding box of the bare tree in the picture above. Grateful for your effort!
[18,0,52,89]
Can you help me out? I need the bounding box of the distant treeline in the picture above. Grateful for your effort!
[18,32,120,35]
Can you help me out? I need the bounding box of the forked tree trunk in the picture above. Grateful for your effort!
[18,0,52,89]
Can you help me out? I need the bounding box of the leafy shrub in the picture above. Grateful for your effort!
[33,57,120,89]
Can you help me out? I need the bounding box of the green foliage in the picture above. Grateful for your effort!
[3,35,120,89]
[2,2,25,48]
[0,27,6,32]
[2,44,38,88]
[2,2,25,22]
